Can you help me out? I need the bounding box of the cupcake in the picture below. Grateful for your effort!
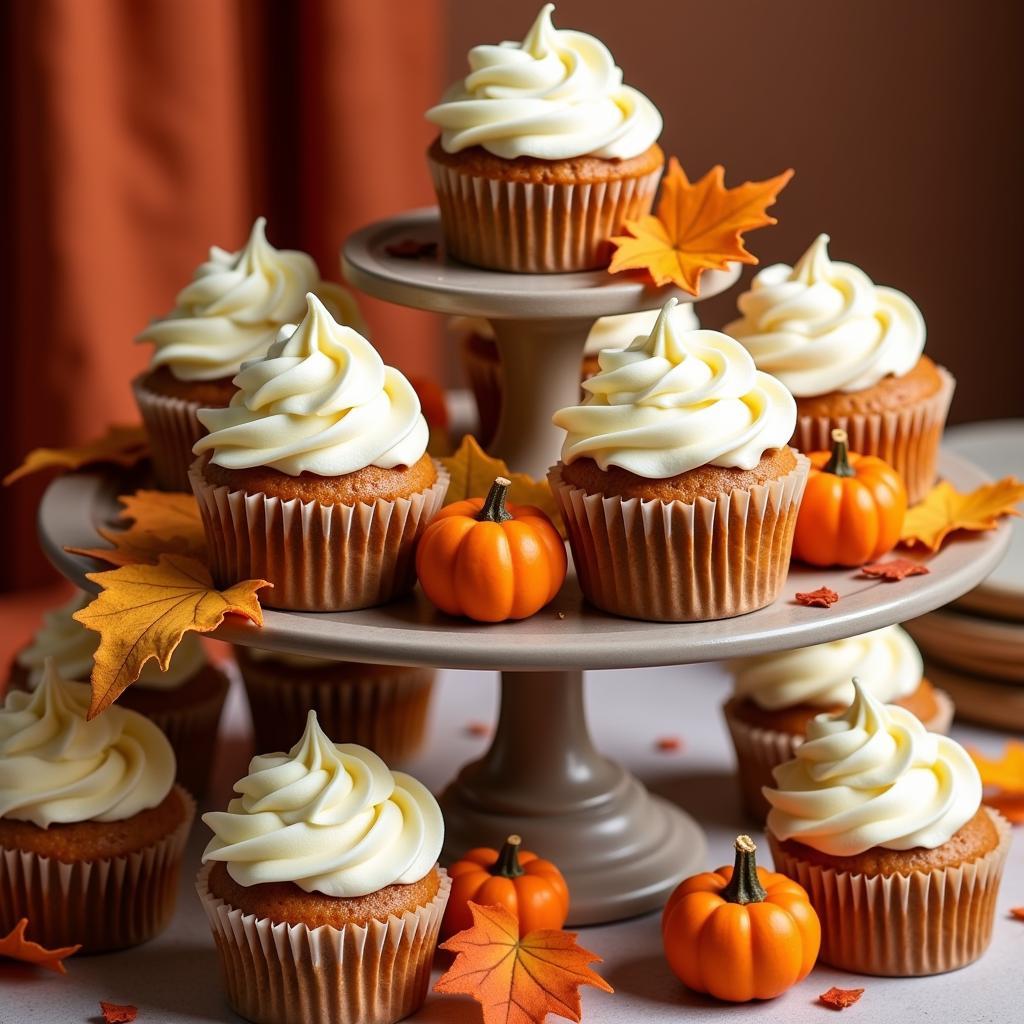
[197,711,449,1024]
[765,681,1010,976]
[0,660,194,952]
[549,298,808,622]
[135,217,366,490]
[190,293,448,611]
[425,3,664,272]
[723,625,954,819]
[233,645,435,763]
[455,304,699,444]
[9,590,229,797]
[724,234,954,503]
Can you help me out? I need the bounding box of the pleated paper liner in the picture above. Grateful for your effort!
[235,651,435,763]
[197,863,451,1024]
[132,373,209,492]
[459,334,503,446]
[723,688,955,821]
[0,785,195,953]
[548,452,809,622]
[793,366,955,506]
[429,156,662,273]
[769,807,1010,976]
[189,458,449,612]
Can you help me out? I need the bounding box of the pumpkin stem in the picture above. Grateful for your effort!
[823,429,856,478]
[721,834,768,905]
[491,834,525,878]
[477,477,513,524]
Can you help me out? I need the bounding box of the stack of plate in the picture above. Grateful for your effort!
[904,420,1024,731]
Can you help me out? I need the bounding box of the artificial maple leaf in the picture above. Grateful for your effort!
[4,425,149,485]
[795,586,839,608]
[819,986,865,1010]
[969,741,1024,824]
[436,903,612,1024]
[655,736,683,753]
[900,478,1024,552]
[74,554,270,717]
[859,558,930,582]
[0,919,80,974]
[100,1002,138,1023]
[1010,908,1024,922]
[608,158,793,295]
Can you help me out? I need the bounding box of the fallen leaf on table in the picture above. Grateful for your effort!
[900,478,1024,552]
[819,986,864,1010]
[1010,908,1024,922]
[0,919,80,974]
[795,587,839,608]
[436,902,612,1024]
[655,736,683,753]
[464,720,492,738]
[100,1002,138,1023]
[608,158,793,295]
[859,558,930,582]
[74,554,270,718]
[4,425,149,485]
[969,741,1024,824]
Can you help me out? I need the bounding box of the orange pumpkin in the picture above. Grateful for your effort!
[792,428,907,567]
[416,476,566,622]
[442,834,570,938]
[662,834,820,1002]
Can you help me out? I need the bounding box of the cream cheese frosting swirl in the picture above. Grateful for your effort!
[0,660,176,827]
[426,4,662,160]
[138,217,367,382]
[553,299,796,477]
[16,591,205,692]
[202,711,443,896]
[724,234,926,396]
[731,625,923,711]
[765,682,981,855]
[194,293,429,476]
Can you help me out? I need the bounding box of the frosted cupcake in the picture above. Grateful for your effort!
[233,645,434,763]
[455,304,699,443]
[426,4,663,272]
[766,682,1009,976]
[725,234,953,503]
[9,590,229,796]
[0,660,193,952]
[550,298,808,621]
[190,294,448,611]
[723,625,954,819]
[197,711,449,1024]
[135,217,366,490]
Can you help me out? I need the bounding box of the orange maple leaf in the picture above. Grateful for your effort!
[4,425,149,485]
[900,478,1024,552]
[435,903,612,1024]
[0,918,80,974]
[969,741,1024,824]
[609,158,794,295]
[74,553,270,718]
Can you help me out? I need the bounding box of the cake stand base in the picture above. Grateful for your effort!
[439,670,705,925]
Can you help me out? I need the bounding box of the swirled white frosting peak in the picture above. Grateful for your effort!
[202,711,443,896]
[724,234,926,396]
[0,659,176,827]
[194,293,429,476]
[553,299,796,477]
[731,625,923,711]
[426,4,662,160]
[138,217,367,382]
[765,682,981,856]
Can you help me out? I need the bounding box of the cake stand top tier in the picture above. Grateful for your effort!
[341,207,741,320]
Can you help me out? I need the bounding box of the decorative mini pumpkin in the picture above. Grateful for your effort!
[792,428,907,567]
[662,834,820,1002]
[416,476,566,622]
[442,834,570,938]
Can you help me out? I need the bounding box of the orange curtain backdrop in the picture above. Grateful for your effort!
[4,0,443,593]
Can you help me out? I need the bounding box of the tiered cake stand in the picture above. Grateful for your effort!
[38,210,1011,925]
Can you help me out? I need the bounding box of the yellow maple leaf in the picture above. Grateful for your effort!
[900,477,1024,552]
[436,903,612,1024]
[609,158,794,295]
[4,425,149,485]
[74,554,270,717]
[969,741,1024,824]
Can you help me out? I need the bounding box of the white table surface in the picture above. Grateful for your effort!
[4,662,1021,1024]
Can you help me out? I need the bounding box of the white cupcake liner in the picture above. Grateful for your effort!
[189,458,449,612]
[197,862,450,1024]
[549,452,809,622]
[793,366,955,506]
[769,808,1010,976]
[0,786,195,952]
[132,373,211,492]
